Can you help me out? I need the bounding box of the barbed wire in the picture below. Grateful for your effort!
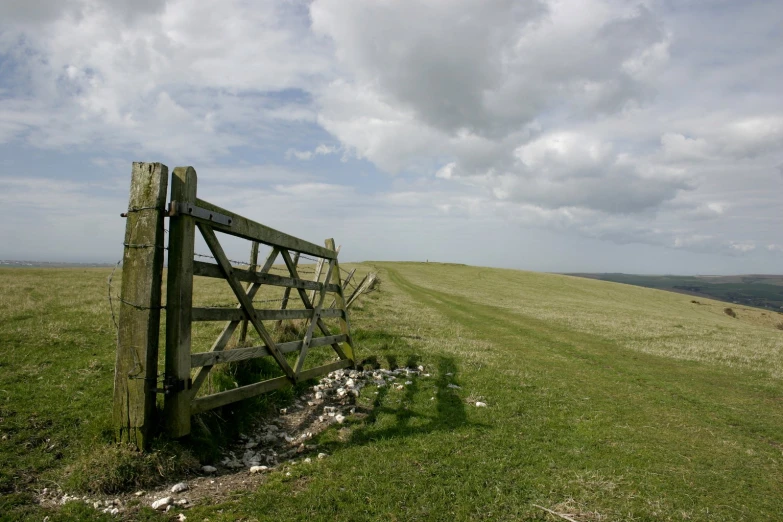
[197,297,293,309]
[124,243,168,250]
[255,297,287,304]
[297,252,322,263]
[121,206,166,217]
[114,296,166,310]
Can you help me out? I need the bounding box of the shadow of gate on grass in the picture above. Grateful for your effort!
[315,355,488,453]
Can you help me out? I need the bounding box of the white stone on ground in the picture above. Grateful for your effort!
[201,465,217,474]
[250,465,269,474]
[318,453,327,459]
[171,482,188,494]
[475,402,487,407]
[151,497,172,510]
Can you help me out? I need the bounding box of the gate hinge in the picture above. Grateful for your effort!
[168,201,233,226]
[152,375,192,395]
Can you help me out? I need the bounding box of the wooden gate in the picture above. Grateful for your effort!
[113,163,355,445]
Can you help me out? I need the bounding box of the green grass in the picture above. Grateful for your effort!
[2,263,783,520]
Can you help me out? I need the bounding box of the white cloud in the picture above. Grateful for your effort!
[285,143,340,161]
[730,242,757,254]
[310,0,684,212]
[307,0,783,259]
[0,0,328,160]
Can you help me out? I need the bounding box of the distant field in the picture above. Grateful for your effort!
[0,260,115,268]
[568,273,783,311]
[2,264,783,521]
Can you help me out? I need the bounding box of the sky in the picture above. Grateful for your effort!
[0,0,780,274]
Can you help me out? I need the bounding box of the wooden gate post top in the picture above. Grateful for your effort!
[113,162,169,450]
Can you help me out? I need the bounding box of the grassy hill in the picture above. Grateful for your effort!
[1,263,782,520]
[568,273,783,312]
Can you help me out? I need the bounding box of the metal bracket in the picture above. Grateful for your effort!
[152,375,192,395]
[169,201,233,227]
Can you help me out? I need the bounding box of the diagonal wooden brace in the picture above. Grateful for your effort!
[294,259,335,376]
[198,224,295,381]
[280,249,348,361]
[190,246,280,397]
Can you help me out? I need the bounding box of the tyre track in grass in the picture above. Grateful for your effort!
[384,265,783,474]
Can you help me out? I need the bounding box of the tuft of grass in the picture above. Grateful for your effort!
[274,320,305,343]
[64,443,199,494]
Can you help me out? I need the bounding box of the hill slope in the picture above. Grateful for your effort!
[1,264,782,521]
[567,272,783,312]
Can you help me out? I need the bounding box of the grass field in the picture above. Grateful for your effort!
[1,263,783,521]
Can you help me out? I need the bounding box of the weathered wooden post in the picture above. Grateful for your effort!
[165,166,197,438]
[113,162,169,449]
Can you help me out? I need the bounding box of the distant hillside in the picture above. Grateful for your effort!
[567,273,783,311]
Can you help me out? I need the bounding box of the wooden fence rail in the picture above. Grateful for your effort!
[113,163,356,446]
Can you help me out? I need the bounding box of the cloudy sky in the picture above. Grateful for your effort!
[0,0,780,274]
